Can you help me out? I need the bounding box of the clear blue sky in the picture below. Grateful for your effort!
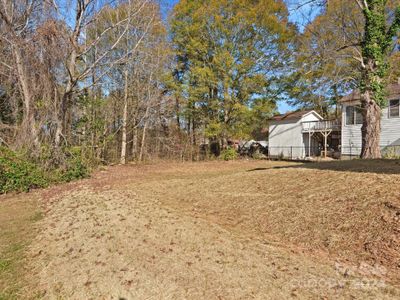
[160,0,179,17]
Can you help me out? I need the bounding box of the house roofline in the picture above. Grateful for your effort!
[268,109,323,122]
[303,110,324,120]
[338,83,400,104]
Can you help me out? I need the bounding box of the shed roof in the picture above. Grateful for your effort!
[269,109,320,122]
[339,83,400,103]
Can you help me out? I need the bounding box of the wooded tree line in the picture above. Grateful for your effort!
[0,0,176,168]
[1,0,400,172]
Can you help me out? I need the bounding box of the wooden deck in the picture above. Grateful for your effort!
[302,120,341,132]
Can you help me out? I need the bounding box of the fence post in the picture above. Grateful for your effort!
[290,146,293,160]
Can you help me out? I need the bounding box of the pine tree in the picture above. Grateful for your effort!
[170,0,293,147]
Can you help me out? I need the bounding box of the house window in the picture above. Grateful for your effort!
[346,106,354,125]
[389,99,400,118]
[355,107,363,124]
[346,105,363,125]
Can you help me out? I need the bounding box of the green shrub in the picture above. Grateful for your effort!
[220,147,238,161]
[0,146,91,194]
[0,147,48,193]
[252,151,267,160]
[60,147,90,182]
[382,146,400,159]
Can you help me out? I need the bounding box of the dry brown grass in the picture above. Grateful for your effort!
[2,159,400,299]
[136,160,400,282]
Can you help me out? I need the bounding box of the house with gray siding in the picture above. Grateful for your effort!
[268,110,340,159]
[339,83,400,157]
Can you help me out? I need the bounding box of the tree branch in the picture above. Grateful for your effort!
[385,7,400,49]
[336,42,362,52]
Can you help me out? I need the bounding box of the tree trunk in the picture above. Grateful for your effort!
[190,118,196,161]
[131,125,138,160]
[55,21,79,147]
[222,81,230,149]
[13,46,39,148]
[55,91,71,147]
[139,121,148,162]
[139,71,153,162]
[120,69,129,164]
[175,96,181,129]
[361,92,382,159]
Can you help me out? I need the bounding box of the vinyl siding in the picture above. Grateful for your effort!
[341,101,400,155]
[341,104,362,155]
[268,112,322,158]
[381,106,400,146]
[302,113,321,122]
[269,119,304,158]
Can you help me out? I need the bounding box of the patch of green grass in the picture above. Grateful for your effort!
[0,197,42,299]
[0,258,11,272]
[0,243,24,299]
[30,211,43,222]
[0,292,18,300]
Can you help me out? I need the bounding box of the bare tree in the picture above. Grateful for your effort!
[0,0,43,148]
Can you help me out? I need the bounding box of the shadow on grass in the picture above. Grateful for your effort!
[247,159,400,175]
[247,167,269,172]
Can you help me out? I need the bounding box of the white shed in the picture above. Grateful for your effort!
[268,110,325,159]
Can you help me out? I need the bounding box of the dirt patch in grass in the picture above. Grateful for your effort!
[0,193,42,299]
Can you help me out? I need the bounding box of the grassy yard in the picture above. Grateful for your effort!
[0,194,42,299]
[1,159,400,299]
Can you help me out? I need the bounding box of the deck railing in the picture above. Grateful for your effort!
[302,120,341,132]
